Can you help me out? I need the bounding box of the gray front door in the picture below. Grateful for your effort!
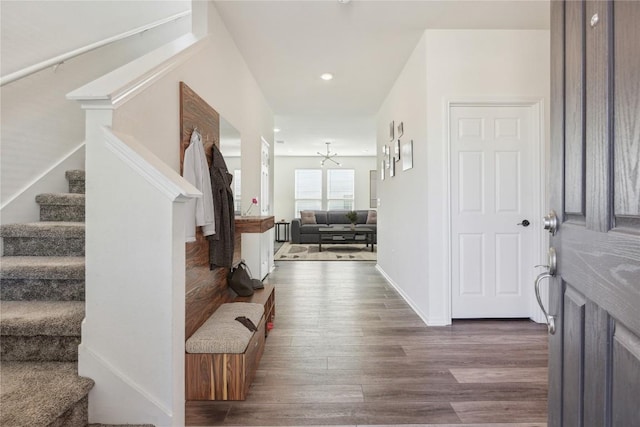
[549,0,640,425]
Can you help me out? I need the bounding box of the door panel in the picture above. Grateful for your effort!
[495,234,520,295]
[562,288,585,427]
[564,0,586,218]
[459,151,484,213]
[584,0,611,232]
[612,326,640,425]
[451,105,534,318]
[495,151,520,212]
[583,301,610,426]
[459,234,485,296]
[613,1,640,221]
[548,1,640,425]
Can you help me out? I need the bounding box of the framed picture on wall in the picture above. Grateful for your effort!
[380,160,385,180]
[389,121,395,141]
[397,121,404,137]
[394,139,401,161]
[385,145,391,168]
[402,140,413,171]
[390,157,396,177]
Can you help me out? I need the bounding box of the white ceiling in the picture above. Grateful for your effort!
[214,0,550,157]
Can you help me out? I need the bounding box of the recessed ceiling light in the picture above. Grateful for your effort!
[338,0,351,3]
[274,128,280,133]
[320,73,334,81]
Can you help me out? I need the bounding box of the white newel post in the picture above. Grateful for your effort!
[68,102,196,427]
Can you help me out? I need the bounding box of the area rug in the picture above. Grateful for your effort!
[275,242,376,261]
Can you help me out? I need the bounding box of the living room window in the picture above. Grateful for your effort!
[294,169,322,217]
[294,168,355,217]
[327,169,355,210]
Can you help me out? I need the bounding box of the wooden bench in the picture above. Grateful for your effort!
[185,283,275,401]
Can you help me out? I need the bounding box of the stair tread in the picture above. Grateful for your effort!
[0,301,84,336]
[0,256,85,279]
[65,170,85,179]
[36,193,85,205]
[0,222,84,238]
[0,361,93,427]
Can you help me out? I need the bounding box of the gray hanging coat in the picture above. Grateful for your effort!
[208,144,235,268]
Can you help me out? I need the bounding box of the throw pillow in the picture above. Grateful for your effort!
[366,210,377,224]
[300,211,317,225]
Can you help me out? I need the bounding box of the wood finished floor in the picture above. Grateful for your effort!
[186,261,548,426]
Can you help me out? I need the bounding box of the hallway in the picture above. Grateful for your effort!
[186,261,548,426]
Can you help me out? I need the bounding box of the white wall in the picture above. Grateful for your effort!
[273,156,377,222]
[1,1,191,223]
[376,34,430,322]
[377,29,550,325]
[112,2,273,215]
[225,157,241,177]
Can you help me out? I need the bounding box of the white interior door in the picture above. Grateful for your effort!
[450,104,537,318]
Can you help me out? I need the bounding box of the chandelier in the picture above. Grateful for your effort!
[318,142,341,166]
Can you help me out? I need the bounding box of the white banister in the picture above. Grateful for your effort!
[67,33,206,109]
[0,10,191,87]
[104,128,200,201]
[78,126,198,425]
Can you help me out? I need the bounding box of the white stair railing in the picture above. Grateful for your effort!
[1,10,191,87]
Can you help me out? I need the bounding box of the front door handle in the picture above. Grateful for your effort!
[534,247,557,334]
[517,219,530,227]
[535,272,556,334]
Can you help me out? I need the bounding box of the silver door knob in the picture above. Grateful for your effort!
[543,210,558,235]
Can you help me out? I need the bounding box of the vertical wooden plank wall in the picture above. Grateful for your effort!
[180,82,241,338]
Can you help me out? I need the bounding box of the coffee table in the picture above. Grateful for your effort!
[318,227,375,252]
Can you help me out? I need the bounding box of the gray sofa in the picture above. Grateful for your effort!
[291,210,377,244]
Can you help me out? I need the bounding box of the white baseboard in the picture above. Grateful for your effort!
[375,264,449,327]
[78,344,176,427]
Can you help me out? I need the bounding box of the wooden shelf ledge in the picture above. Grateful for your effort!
[235,216,274,233]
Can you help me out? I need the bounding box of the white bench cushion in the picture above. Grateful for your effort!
[186,302,264,354]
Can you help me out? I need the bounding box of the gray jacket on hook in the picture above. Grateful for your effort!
[208,144,235,269]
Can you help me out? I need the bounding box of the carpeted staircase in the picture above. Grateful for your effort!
[0,171,93,426]
[0,170,95,427]
[0,171,154,427]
